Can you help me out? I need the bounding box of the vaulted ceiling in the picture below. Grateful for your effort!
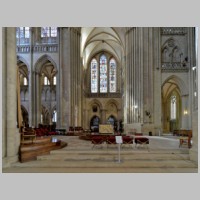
[81,27,125,69]
[162,79,180,99]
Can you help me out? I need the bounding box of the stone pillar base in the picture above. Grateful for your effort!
[2,156,19,168]
[189,148,198,165]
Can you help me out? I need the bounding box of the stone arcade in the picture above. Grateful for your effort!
[2,27,198,172]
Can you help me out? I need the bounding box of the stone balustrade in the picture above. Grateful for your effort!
[16,44,58,53]
[161,62,189,72]
[161,27,187,35]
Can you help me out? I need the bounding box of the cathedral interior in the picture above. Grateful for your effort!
[2,27,198,172]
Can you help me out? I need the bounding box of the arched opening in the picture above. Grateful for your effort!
[40,59,57,125]
[107,115,117,132]
[41,106,50,125]
[90,115,100,132]
[162,77,183,133]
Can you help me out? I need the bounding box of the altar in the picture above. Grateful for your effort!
[99,124,114,134]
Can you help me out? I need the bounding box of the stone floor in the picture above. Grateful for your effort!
[2,135,198,173]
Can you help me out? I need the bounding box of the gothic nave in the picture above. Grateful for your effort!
[2,27,198,173]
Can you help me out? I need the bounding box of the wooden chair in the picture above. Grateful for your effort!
[106,136,117,148]
[134,137,149,150]
[121,136,133,148]
[91,136,105,149]
[179,131,192,148]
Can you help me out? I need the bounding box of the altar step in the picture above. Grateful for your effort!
[12,148,197,171]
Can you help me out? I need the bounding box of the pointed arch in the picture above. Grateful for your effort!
[90,115,100,132]
[161,38,183,63]
[162,75,189,96]
[34,54,58,74]
[17,55,30,71]
[105,99,120,110]
[89,99,103,110]
[41,105,50,125]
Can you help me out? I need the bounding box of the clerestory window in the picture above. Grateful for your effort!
[16,27,30,38]
[41,27,57,37]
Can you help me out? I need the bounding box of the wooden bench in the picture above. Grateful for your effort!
[21,127,36,143]
[19,137,67,162]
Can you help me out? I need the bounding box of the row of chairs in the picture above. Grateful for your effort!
[91,135,149,149]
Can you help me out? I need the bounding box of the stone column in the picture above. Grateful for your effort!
[34,27,41,44]
[2,28,6,158]
[153,28,162,133]
[35,72,42,127]
[83,109,89,129]
[6,27,17,157]
[56,27,62,128]
[124,27,161,134]
[28,27,34,127]
[60,27,71,130]
[189,110,198,163]
[189,27,198,163]
[70,28,82,127]
[3,27,20,167]
[181,95,189,129]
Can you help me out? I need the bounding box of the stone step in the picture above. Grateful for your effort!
[37,152,190,161]
[50,148,189,155]
[13,159,197,169]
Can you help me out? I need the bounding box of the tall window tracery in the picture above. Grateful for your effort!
[100,55,107,93]
[90,54,117,94]
[109,58,116,92]
[91,59,98,93]
[170,95,176,120]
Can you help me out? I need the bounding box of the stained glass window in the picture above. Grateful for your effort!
[90,54,117,94]
[170,95,176,120]
[100,55,107,93]
[24,27,30,38]
[16,27,30,38]
[109,58,116,92]
[41,27,57,37]
[91,59,98,93]
[41,27,50,37]
[51,27,57,37]
[16,28,20,38]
